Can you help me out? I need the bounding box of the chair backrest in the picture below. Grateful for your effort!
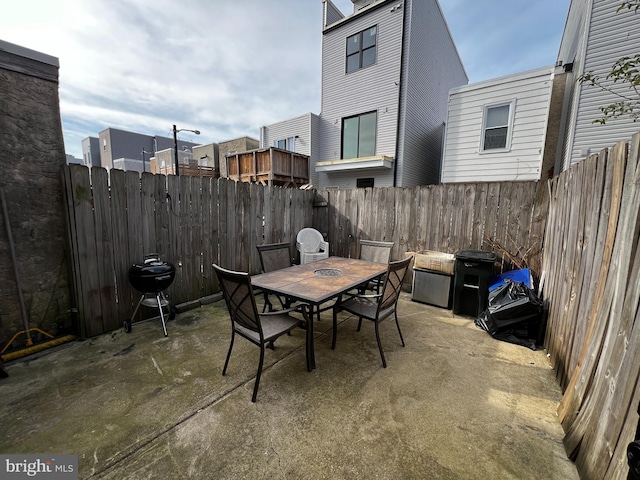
[257,242,292,273]
[213,264,261,335]
[296,228,324,253]
[359,240,394,264]
[377,256,412,316]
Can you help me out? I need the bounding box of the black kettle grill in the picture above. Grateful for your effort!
[124,254,177,337]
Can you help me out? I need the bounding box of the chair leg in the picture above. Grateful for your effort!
[394,310,405,347]
[262,293,273,313]
[356,317,363,332]
[222,330,235,376]
[374,321,387,368]
[332,308,338,350]
[252,344,266,403]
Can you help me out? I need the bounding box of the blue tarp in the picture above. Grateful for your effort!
[489,268,533,291]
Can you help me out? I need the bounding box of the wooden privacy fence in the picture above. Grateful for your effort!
[314,181,547,278]
[62,164,314,338]
[542,131,640,480]
[63,165,547,338]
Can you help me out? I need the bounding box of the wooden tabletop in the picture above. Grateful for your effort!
[252,256,387,305]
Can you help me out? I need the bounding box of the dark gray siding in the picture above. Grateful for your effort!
[397,0,467,186]
[98,128,199,170]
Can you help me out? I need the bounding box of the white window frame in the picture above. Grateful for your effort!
[274,137,296,151]
[479,100,516,153]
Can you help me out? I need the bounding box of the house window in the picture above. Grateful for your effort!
[103,139,107,151]
[481,103,514,151]
[357,178,374,188]
[274,137,295,151]
[342,111,377,159]
[346,26,377,73]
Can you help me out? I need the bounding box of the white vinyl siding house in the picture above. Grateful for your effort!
[556,0,640,170]
[442,66,555,183]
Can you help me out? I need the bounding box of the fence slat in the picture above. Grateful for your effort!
[70,165,102,337]
[91,167,118,332]
[141,173,156,255]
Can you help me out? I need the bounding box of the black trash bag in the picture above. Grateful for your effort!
[475,280,544,350]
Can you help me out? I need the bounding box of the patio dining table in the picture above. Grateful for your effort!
[252,256,387,370]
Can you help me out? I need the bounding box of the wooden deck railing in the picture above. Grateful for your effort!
[226,147,309,187]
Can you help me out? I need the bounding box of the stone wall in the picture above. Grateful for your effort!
[0,41,71,348]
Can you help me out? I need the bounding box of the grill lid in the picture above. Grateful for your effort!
[128,254,176,293]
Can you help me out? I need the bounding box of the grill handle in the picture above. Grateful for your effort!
[144,253,161,264]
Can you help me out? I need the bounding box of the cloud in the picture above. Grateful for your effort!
[3,0,570,158]
[4,0,324,156]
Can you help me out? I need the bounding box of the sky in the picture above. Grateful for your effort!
[2,0,571,159]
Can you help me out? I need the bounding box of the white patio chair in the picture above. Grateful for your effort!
[296,228,329,264]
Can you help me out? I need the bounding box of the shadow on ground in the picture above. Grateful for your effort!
[0,293,578,479]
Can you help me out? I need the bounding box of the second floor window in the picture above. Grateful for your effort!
[274,137,295,151]
[342,111,377,159]
[346,26,377,73]
[482,103,513,151]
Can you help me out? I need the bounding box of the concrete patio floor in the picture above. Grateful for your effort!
[0,293,579,479]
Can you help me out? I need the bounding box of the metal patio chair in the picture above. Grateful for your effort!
[256,242,294,312]
[358,239,394,294]
[213,263,310,402]
[331,256,411,368]
[296,228,329,264]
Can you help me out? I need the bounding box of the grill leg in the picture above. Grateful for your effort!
[156,293,168,337]
[131,295,145,321]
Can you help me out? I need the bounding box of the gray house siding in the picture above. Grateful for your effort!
[318,0,403,189]
[318,0,466,189]
[81,136,101,167]
[398,0,467,186]
[260,112,320,186]
[323,0,345,26]
[310,113,322,187]
[558,0,640,169]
